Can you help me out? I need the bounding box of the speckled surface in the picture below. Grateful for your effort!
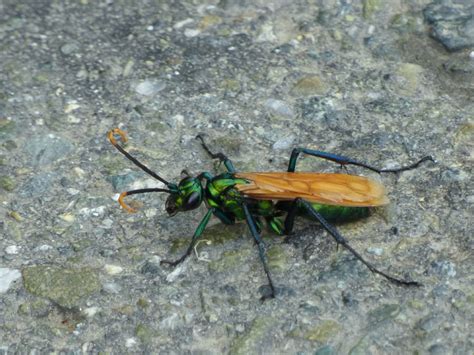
[0,0,473,353]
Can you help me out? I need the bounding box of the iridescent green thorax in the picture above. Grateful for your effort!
[205,173,248,220]
[203,174,370,234]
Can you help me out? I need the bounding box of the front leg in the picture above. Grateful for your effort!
[160,209,214,267]
[196,134,236,173]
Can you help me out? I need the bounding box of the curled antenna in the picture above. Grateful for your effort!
[107,128,171,186]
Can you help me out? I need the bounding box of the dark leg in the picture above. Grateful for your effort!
[283,199,299,235]
[296,199,420,286]
[242,204,276,301]
[287,147,433,174]
[196,134,236,173]
[212,208,235,225]
[160,209,214,267]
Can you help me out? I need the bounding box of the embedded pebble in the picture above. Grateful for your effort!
[83,306,100,317]
[5,245,20,255]
[0,268,21,293]
[430,260,456,278]
[366,247,384,256]
[103,282,121,294]
[424,2,474,51]
[104,264,123,275]
[264,99,294,117]
[272,135,295,150]
[134,80,166,96]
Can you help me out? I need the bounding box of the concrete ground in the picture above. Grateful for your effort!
[0,0,472,353]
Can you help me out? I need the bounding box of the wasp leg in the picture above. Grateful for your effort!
[292,198,421,286]
[282,199,299,236]
[242,204,276,301]
[287,147,433,174]
[161,209,214,267]
[196,134,236,173]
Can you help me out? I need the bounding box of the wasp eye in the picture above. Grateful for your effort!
[185,191,202,210]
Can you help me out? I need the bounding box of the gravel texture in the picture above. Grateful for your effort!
[0,0,473,353]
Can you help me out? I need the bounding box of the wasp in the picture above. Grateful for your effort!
[107,128,433,300]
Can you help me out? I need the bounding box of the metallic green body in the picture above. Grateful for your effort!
[171,172,370,236]
[108,128,431,299]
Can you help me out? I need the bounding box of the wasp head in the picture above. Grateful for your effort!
[165,177,204,216]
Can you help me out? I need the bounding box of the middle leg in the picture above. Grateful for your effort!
[196,134,236,173]
[242,203,276,301]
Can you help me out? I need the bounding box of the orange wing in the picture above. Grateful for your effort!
[234,172,389,207]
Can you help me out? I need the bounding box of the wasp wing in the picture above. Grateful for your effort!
[234,172,389,207]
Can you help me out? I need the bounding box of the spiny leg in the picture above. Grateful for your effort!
[160,209,214,267]
[242,203,276,301]
[196,134,236,173]
[287,147,434,174]
[294,198,420,286]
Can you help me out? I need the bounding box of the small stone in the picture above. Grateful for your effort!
[123,59,134,77]
[184,28,201,37]
[60,42,79,55]
[363,0,380,19]
[366,247,384,256]
[0,118,15,134]
[83,306,99,317]
[0,268,21,293]
[430,260,456,278]
[64,102,81,113]
[291,75,328,96]
[272,135,295,150]
[134,80,166,96]
[141,257,162,275]
[368,304,400,325]
[22,266,100,308]
[264,99,294,118]
[104,264,123,275]
[303,320,342,342]
[9,211,23,222]
[173,18,193,29]
[73,167,86,178]
[5,245,20,255]
[125,338,137,347]
[0,175,15,191]
[59,213,75,223]
[103,282,121,294]
[395,63,424,96]
[137,298,150,309]
[315,345,336,355]
[424,2,474,51]
[36,244,53,251]
[135,323,153,343]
